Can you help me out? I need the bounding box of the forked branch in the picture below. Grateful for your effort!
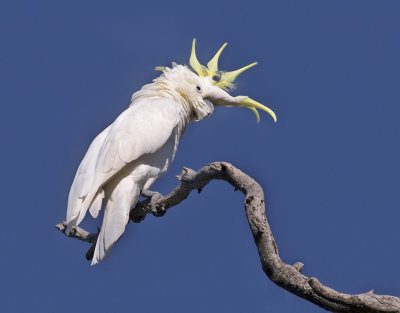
[56,162,400,312]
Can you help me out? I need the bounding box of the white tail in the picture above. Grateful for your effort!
[91,175,140,265]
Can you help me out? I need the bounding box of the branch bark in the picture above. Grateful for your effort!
[56,162,400,313]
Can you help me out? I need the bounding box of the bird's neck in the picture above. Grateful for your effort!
[131,81,193,138]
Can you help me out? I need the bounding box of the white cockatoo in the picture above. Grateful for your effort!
[66,39,277,265]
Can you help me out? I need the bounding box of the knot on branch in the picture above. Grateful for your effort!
[293,262,304,272]
[176,166,196,182]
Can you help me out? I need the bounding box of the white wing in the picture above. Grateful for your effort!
[66,125,111,229]
[66,97,181,231]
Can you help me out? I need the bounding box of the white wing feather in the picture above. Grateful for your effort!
[66,125,111,230]
[66,98,181,233]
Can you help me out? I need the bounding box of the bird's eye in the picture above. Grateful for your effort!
[196,85,201,92]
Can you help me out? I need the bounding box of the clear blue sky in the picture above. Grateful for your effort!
[1,1,399,312]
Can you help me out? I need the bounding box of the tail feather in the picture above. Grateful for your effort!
[91,177,140,265]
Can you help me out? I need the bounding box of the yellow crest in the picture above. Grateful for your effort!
[189,39,258,90]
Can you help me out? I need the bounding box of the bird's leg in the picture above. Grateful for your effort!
[141,189,166,217]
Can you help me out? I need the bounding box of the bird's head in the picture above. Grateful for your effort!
[155,39,277,123]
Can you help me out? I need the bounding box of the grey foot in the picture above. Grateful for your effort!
[141,189,166,217]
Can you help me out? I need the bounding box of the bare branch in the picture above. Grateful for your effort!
[56,162,400,312]
[56,221,97,243]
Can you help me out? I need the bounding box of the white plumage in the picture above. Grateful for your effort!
[65,40,276,265]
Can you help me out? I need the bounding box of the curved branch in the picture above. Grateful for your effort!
[56,162,400,312]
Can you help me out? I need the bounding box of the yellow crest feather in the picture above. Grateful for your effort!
[190,39,207,76]
[188,39,258,90]
[206,42,227,78]
[155,66,167,72]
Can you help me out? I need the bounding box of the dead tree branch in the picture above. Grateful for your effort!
[56,162,400,312]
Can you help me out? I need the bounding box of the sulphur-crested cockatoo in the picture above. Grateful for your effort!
[66,39,277,265]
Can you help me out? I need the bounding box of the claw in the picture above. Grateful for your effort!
[152,204,166,217]
[141,189,165,216]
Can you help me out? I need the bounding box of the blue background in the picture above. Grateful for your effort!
[1,1,399,312]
